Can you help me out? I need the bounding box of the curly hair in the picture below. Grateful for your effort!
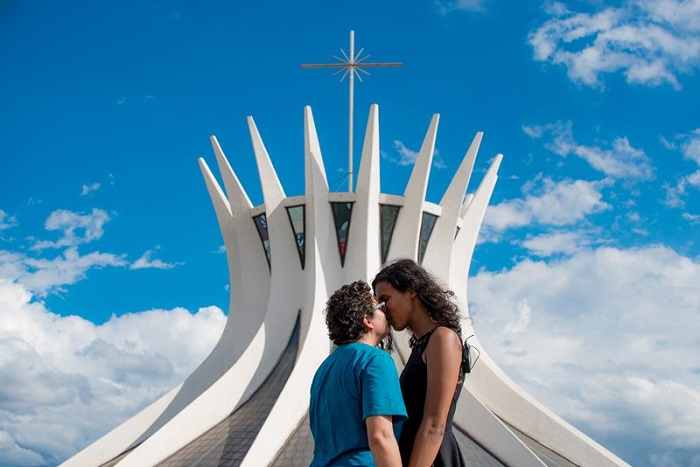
[372,258,462,347]
[325,280,375,346]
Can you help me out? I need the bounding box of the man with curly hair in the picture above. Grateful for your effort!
[310,280,406,467]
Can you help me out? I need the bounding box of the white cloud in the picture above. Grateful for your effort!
[526,121,654,180]
[638,0,700,32]
[0,279,226,465]
[660,134,676,151]
[484,176,611,232]
[661,129,700,208]
[130,247,182,270]
[436,0,488,14]
[469,245,700,464]
[680,128,700,165]
[688,170,700,187]
[626,210,641,223]
[32,209,111,251]
[522,125,544,139]
[504,300,532,334]
[0,247,127,297]
[392,140,419,166]
[1,208,184,297]
[0,430,46,467]
[575,136,654,180]
[0,250,25,282]
[528,0,700,89]
[682,212,700,224]
[521,231,588,256]
[390,140,447,169]
[80,183,101,197]
[433,152,448,169]
[0,211,18,231]
[24,248,127,296]
[663,179,689,208]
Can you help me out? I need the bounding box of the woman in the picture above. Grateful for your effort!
[373,259,467,467]
[309,280,406,467]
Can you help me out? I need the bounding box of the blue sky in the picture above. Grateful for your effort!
[1,0,699,465]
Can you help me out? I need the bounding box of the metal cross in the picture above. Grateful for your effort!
[301,30,403,192]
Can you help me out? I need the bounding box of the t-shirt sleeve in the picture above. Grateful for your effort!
[361,351,408,422]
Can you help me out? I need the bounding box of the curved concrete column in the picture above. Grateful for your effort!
[465,341,628,466]
[457,388,546,466]
[241,106,342,466]
[112,118,304,466]
[60,385,181,467]
[460,193,474,218]
[345,104,381,280]
[384,114,440,366]
[245,116,305,391]
[61,142,268,467]
[131,149,270,444]
[207,136,271,353]
[446,153,626,466]
[422,132,482,280]
[449,154,502,312]
[386,113,439,262]
[446,154,543,464]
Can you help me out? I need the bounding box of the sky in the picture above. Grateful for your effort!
[0,0,699,465]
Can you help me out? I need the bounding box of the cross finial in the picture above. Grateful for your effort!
[302,30,403,192]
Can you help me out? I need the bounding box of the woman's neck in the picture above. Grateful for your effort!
[408,302,438,338]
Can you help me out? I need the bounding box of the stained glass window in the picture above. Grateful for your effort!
[253,213,271,270]
[418,212,438,264]
[286,205,306,269]
[330,202,353,266]
[379,204,401,264]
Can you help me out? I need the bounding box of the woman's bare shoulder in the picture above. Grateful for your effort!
[428,326,462,353]
[432,326,461,341]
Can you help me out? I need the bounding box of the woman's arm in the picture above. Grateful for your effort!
[408,327,463,467]
[366,415,402,467]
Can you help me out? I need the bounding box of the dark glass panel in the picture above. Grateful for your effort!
[286,205,306,269]
[253,213,271,270]
[452,426,507,466]
[418,212,438,264]
[270,412,313,466]
[379,204,401,264]
[157,315,301,466]
[330,202,353,266]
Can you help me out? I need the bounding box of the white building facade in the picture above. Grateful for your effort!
[63,105,628,467]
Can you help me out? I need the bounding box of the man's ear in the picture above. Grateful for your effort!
[408,288,417,299]
[361,314,374,330]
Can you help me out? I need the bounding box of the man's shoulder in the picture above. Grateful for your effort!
[351,342,390,359]
[336,343,392,369]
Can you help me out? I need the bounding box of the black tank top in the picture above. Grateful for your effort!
[398,327,467,467]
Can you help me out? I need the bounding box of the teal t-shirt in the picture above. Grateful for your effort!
[309,342,407,466]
